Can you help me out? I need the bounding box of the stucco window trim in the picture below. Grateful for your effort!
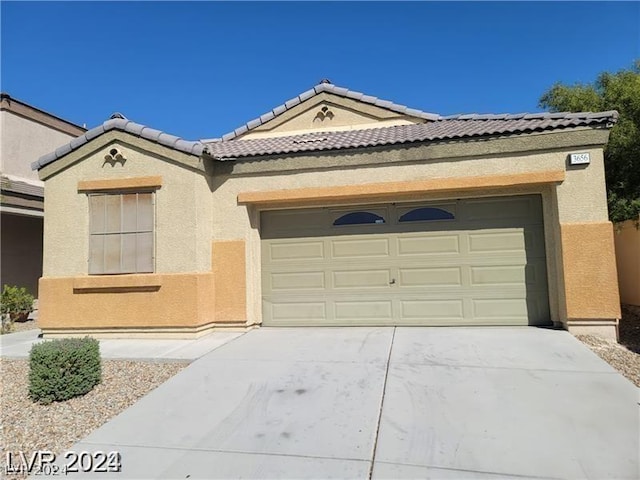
[72,274,162,293]
[77,176,163,192]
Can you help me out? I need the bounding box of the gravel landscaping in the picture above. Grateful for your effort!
[575,304,640,387]
[0,359,187,478]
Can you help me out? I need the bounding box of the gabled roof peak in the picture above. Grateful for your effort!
[32,118,206,171]
[206,82,441,142]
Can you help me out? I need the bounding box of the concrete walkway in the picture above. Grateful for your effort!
[58,327,638,479]
[0,328,244,361]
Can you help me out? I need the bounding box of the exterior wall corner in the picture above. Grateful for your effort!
[560,222,621,327]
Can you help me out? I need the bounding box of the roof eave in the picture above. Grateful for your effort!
[209,117,617,162]
[32,119,206,171]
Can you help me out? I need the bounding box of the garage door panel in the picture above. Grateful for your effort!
[262,195,550,326]
[269,271,326,291]
[333,269,391,289]
[400,299,464,321]
[268,241,325,262]
[462,196,542,223]
[270,301,327,321]
[397,235,460,256]
[334,300,393,321]
[261,209,330,238]
[471,265,525,286]
[399,267,462,287]
[331,238,390,258]
[468,231,526,253]
[472,298,528,319]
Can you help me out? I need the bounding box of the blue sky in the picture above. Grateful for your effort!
[2,2,638,140]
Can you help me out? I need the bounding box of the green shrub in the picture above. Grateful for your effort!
[29,337,101,404]
[1,285,34,334]
[1,284,34,315]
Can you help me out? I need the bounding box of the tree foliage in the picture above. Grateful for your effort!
[539,61,640,223]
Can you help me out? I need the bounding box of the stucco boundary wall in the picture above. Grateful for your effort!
[614,219,640,307]
[560,222,621,340]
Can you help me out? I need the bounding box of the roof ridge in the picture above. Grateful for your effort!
[439,111,619,121]
[206,110,619,160]
[32,117,206,171]
[204,82,441,142]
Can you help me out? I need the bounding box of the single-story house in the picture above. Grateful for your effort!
[1,93,86,296]
[33,81,621,339]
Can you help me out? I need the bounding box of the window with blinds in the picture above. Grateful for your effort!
[88,192,154,274]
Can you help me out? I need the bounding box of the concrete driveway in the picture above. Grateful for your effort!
[64,327,638,479]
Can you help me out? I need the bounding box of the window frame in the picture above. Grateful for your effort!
[398,206,456,223]
[332,211,387,226]
[87,190,156,275]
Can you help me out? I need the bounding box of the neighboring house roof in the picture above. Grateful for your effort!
[32,117,207,170]
[206,111,619,160]
[1,175,44,212]
[0,93,86,137]
[1,175,44,198]
[212,80,441,142]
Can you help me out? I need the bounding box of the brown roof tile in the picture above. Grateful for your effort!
[206,111,618,160]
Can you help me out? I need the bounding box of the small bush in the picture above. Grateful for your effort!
[29,337,101,404]
[1,285,34,334]
[1,284,34,315]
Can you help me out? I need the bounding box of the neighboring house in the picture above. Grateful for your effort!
[0,93,86,296]
[614,219,640,306]
[32,81,621,339]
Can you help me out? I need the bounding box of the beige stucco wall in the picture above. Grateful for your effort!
[555,149,609,223]
[42,137,213,277]
[0,110,78,181]
[614,219,640,306]
[211,140,610,328]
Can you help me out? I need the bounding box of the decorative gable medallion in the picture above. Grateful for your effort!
[103,147,127,167]
[313,105,336,126]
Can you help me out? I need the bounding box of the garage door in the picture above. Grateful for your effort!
[261,195,550,326]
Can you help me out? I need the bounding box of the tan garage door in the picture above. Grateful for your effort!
[261,195,550,326]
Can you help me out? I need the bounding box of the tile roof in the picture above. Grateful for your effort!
[1,175,44,198]
[31,86,619,171]
[205,111,619,160]
[32,117,206,171]
[210,81,441,142]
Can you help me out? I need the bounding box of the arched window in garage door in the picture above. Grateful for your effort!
[333,211,386,226]
[398,207,455,223]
